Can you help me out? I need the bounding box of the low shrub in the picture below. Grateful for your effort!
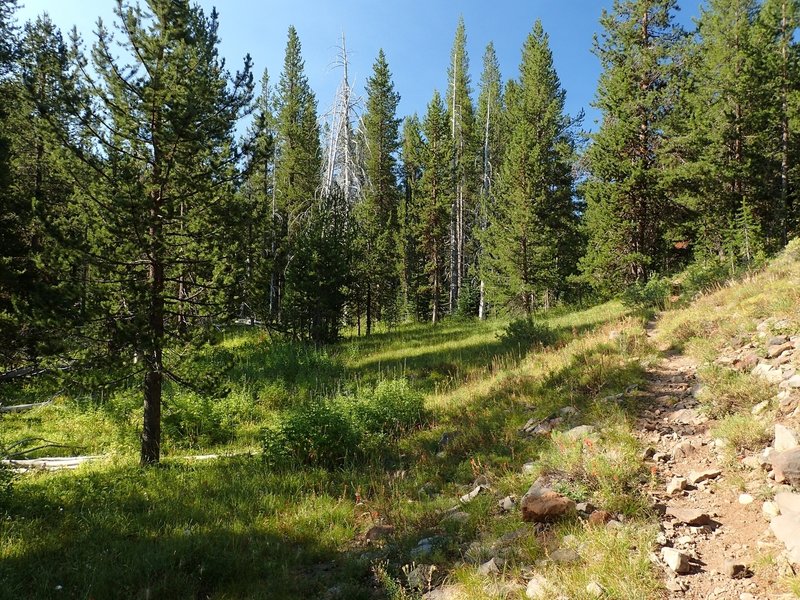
[162,391,235,447]
[499,318,556,350]
[621,275,670,311]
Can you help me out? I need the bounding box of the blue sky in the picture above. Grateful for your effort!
[17,1,700,131]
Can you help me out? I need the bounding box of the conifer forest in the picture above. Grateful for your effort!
[2,1,800,598]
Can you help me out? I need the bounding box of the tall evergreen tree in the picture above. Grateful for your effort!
[418,92,453,323]
[400,114,426,321]
[357,49,402,334]
[475,42,504,319]
[273,26,322,326]
[582,0,685,293]
[67,0,252,464]
[484,20,578,314]
[446,17,477,313]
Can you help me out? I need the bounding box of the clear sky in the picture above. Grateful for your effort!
[16,1,700,132]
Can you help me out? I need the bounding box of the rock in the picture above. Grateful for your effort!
[738,493,755,505]
[442,510,470,524]
[588,510,614,526]
[670,408,705,425]
[770,515,800,564]
[560,406,578,416]
[460,485,486,504]
[411,537,443,558]
[751,399,771,415]
[498,496,516,512]
[641,446,656,460]
[665,577,688,592]
[365,524,394,542]
[407,564,437,590]
[526,575,551,599]
[687,468,722,485]
[478,557,504,575]
[606,519,623,529]
[775,424,799,452]
[775,491,800,517]
[550,548,580,563]
[666,506,711,526]
[742,455,762,470]
[563,425,597,441]
[585,581,605,597]
[735,353,760,372]
[771,447,800,486]
[753,362,773,377]
[763,501,781,519]
[422,587,462,600]
[672,440,695,460]
[786,375,800,389]
[576,501,596,514]
[662,547,691,574]
[521,480,576,523]
[522,461,536,475]
[768,341,795,358]
[723,559,749,579]
[768,335,790,347]
[667,477,687,495]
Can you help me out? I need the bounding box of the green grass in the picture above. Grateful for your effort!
[0,300,674,599]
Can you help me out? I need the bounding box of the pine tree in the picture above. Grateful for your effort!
[484,20,578,314]
[357,49,402,334]
[273,26,322,326]
[418,92,453,323]
[582,0,684,293]
[66,0,252,464]
[400,114,426,321]
[446,17,477,313]
[754,0,800,244]
[677,0,769,257]
[475,42,504,319]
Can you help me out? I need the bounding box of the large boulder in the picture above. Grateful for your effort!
[771,448,800,487]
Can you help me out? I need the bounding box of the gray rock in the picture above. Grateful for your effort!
[662,547,691,574]
[751,399,771,415]
[522,461,536,475]
[775,491,800,517]
[738,493,754,505]
[768,335,790,347]
[771,447,800,486]
[422,587,462,600]
[585,581,605,597]
[550,548,580,563]
[407,564,437,590]
[563,425,597,440]
[460,485,486,504]
[411,537,443,559]
[775,424,799,452]
[786,375,800,389]
[576,501,596,514]
[768,341,795,358]
[478,557,504,576]
[687,468,722,485]
[723,559,749,579]
[526,575,551,599]
[667,476,687,495]
[770,515,800,564]
[498,495,516,512]
[666,506,711,526]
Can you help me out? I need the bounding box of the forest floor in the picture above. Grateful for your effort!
[2,243,800,599]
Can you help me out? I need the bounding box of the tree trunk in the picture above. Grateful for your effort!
[366,283,372,336]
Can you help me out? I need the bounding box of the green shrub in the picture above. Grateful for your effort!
[262,398,361,468]
[162,391,235,447]
[499,318,556,349]
[621,276,670,311]
[262,379,427,468]
[354,379,426,439]
[0,461,14,512]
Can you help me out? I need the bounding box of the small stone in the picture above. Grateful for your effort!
[460,485,485,504]
[563,425,597,441]
[576,501,596,515]
[478,557,503,576]
[666,506,711,526]
[498,495,516,512]
[522,461,536,475]
[775,424,799,452]
[751,400,770,415]
[666,577,688,592]
[550,548,581,563]
[606,519,623,529]
[521,480,576,523]
[768,341,795,358]
[667,476,687,495]
[723,559,749,579]
[407,564,437,590]
[672,440,695,460]
[661,547,691,573]
[786,375,800,389]
[763,501,780,518]
[735,353,760,372]
[641,446,656,460]
[560,406,578,416]
[739,493,755,505]
[768,335,790,347]
[526,575,551,599]
[588,510,614,526]
[585,581,605,597]
[365,524,394,542]
[687,468,722,485]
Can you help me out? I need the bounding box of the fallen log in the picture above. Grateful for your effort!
[2,455,104,471]
[0,400,53,414]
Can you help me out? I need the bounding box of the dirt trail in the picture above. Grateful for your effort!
[637,341,792,599]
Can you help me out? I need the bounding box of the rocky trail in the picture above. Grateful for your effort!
[639,322,800,600]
